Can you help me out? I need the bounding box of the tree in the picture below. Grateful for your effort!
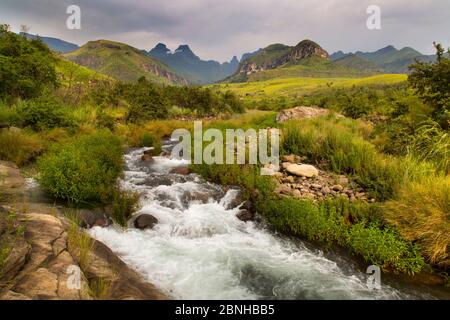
[0,24,57,100]
[408,43,450,128]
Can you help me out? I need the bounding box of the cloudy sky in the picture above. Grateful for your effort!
[0,0,449,62]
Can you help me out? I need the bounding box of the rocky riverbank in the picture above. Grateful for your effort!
[0,161,167,300]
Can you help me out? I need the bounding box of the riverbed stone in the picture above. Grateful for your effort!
[134,214,159,230]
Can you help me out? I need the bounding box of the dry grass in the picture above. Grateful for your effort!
[0,130,45,166]
[66,214,94,272]
[88,277,113,300]
[384,175,450,268]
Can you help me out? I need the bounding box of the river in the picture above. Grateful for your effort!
[89,145,442,300]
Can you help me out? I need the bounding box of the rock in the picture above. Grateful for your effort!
[141,154,154,162]
[14,268,58,299]
[236,209,254,222]
[338,175,349,187]
[286,164,319,178]
[311,183,322,189]
[241,200,256,214]
[282,155,297,163]
[292,189,302,197]
[332,185,344,192]
[275,184,292,195]
[160,151,171,157]
[282,176,295,184]
[84,240,168,300]
[322,186,331,194]
[276,106,342,123]
[134,214,158,230]
[261,163,280,176]
[76,210,112,229]
[170,166,191,175]
[225,190,244,209]
[281,162,291,170]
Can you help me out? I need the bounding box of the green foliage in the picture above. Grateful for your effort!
[0,129,45,166]
[408,43,450,127]
[18,95,76,130]
[257,197,425,274]
[192,163,274,200]
[111,190,139,227]
[349,223,425,274]
[0,25,57,100]
[123,78,169,122]
[37,130,123,203]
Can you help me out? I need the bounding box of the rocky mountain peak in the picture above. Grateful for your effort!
[150,43,170,56]
[289,39,330,61]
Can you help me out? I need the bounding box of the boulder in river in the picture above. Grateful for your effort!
[236,209,254,222]
[134,214,159,230]
[170,166,191,175]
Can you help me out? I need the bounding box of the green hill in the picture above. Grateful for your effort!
[333,54,380,72]
[226,40,377,82]
[64,40,188,85]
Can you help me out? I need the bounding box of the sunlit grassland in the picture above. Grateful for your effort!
[212,74,407,100]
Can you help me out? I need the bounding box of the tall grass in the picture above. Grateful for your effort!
[281,117,401,200]
[0,129,45,166]
[384,176,450,268]
[410,120,450,174]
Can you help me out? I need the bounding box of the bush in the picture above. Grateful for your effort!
[0,129,45,166]
[384,176,450,269]
[349,223,425,274]
[256,196,425,274]
[18,95,75,130]
[37,130,123,203]
[0,25,57,100]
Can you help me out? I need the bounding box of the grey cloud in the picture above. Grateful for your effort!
[0,0,448,62]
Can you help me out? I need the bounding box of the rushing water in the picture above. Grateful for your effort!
[89,145,438,300]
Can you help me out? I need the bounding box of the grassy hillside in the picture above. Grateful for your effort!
[214,74,407,101]
[64,40,188,85]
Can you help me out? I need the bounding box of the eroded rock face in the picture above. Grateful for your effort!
[0,209,168,300]
[276,106,340,123]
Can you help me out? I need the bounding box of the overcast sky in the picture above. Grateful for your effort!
[1,0,449,62]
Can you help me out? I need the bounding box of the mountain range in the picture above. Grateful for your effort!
[225,40,378,82]
[330,46,436,73]
[146,43,239,84]
[64,40,188,85]
[23,32,440,84]
[21,32,80,53]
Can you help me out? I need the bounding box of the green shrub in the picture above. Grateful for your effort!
[349,223,425,274]
[192,163,274,199]
[0,129,45,166]
[256,196,425,274]
[18,95,75,130]
[0,25,58,100]
[37,130,123,203]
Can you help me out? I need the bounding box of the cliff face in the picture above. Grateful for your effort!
[237,40,329,76]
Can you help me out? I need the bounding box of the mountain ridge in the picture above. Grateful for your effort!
[146,43,239,84]
[64,40,189,85]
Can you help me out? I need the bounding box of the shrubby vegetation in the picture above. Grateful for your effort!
[37,131,123,204]
[0,24,57,100]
